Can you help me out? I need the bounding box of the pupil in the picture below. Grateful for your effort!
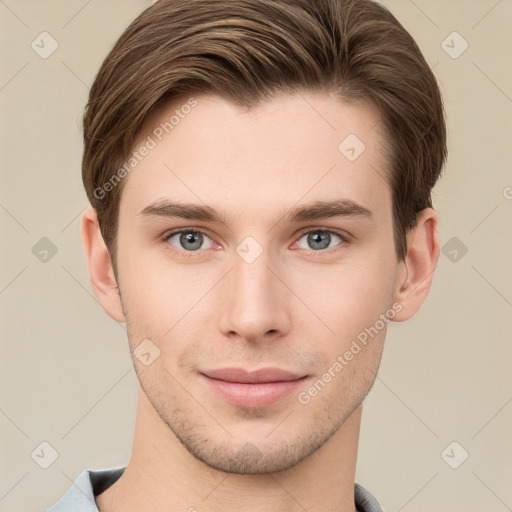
[309,232,329,250]
[181,232,202,250]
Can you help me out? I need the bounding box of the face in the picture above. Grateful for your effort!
[114,91,400,474]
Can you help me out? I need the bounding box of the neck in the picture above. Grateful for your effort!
[96,387,362,512]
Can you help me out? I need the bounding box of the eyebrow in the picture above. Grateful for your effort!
[138,198,373,224]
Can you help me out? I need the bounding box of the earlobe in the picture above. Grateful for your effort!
[391,208,440,322]
[80,206,126,323]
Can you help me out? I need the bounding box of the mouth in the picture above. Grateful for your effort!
[200,367,309,409]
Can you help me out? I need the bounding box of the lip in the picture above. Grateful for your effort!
[200,367,308,409]
[202,367,305,383]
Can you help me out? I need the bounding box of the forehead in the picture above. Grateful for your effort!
[120,91,391,222]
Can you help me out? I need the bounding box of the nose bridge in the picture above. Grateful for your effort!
[219,241,290,341]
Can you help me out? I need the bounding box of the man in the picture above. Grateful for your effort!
[45,0,446,510]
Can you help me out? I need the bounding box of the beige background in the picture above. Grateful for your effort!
[1,0,511,511]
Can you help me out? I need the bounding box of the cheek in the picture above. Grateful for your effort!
[117,223,397,357]
[117,237,190,322]
[293,255,395,342]
[118,256,218,361]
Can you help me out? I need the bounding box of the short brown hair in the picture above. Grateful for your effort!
[82,0,447,275]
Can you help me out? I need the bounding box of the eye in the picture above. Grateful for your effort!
[295,229,349,252]
[163,229,215,253]
[162,227,349,258]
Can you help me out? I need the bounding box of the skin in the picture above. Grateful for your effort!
[81,91,439,512]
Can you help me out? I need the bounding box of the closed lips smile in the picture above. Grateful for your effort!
[200,368,308,409]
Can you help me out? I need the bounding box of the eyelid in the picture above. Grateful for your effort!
[162,228,217,259]
[291,227,351,253]
[294,226,351,242]
[162,227,216,246]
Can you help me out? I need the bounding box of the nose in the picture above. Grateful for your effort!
[218,245,291,344]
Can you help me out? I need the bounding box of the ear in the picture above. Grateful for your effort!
[391,207,440,322]
[80,206,126,323]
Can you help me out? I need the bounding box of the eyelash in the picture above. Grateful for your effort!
[161,227,351,259]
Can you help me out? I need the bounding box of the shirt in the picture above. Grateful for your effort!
[44,466,384,512]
